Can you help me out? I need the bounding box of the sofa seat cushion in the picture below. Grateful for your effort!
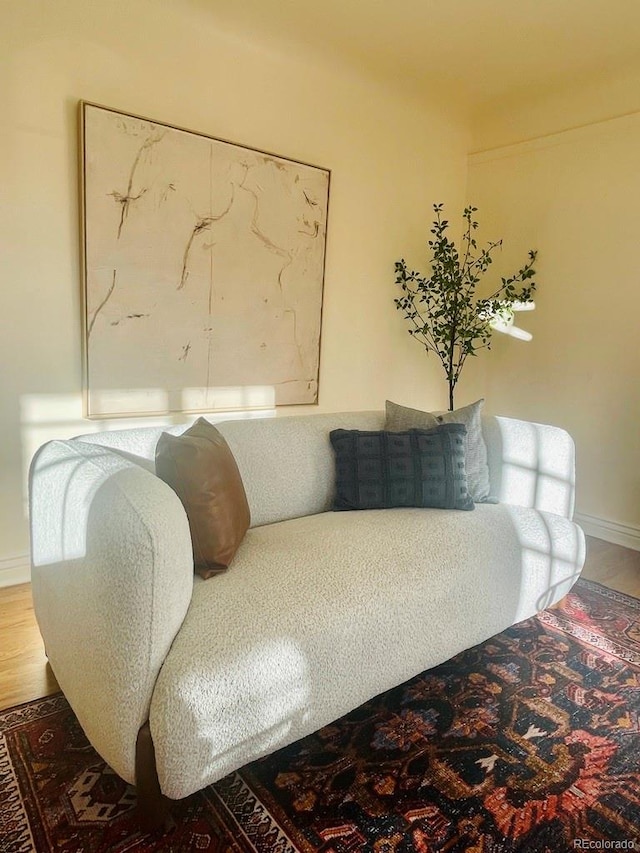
[149,504,584,799]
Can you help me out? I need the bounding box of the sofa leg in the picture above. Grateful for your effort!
[135,721,169,832]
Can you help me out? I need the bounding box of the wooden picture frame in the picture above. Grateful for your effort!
[80,102,330,418]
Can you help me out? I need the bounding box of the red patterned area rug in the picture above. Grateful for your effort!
[2,579,640,853]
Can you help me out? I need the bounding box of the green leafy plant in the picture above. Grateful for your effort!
[394,203,537,410]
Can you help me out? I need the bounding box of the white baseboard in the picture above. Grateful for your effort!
[0,554,31,588]
[575,512,640,552]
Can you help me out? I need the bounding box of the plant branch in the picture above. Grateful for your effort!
[394,204,537,410]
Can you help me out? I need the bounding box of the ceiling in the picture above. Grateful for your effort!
[196,0,640,115]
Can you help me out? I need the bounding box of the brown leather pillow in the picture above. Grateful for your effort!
[155,418,250,579]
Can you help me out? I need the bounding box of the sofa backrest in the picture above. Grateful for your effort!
[76,411,384,528]
[219,411,385,525]
[74,409,577,525]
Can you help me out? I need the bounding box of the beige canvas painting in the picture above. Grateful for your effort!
[81,102,330,418]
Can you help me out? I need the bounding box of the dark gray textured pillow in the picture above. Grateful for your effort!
[385,398,491,503]
[330,424,474,511]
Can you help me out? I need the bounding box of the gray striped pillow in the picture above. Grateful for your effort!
[385,399,491,503]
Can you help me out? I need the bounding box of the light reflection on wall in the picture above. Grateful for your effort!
[88,385,277,418]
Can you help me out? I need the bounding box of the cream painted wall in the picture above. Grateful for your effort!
[467,115,640,542]
[0,0,469,572]
[472,63,640,152]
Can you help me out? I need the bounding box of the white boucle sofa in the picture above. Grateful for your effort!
[29,410,585,824]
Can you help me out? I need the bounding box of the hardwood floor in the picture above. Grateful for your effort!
[0,582,58,711]
[579,535,640,598]
[0,536,638,713]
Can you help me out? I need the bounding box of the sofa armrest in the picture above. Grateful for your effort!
[29,439,194,785]
[482,416,577,519]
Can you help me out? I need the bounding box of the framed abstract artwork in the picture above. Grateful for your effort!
[79,102,330,418]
